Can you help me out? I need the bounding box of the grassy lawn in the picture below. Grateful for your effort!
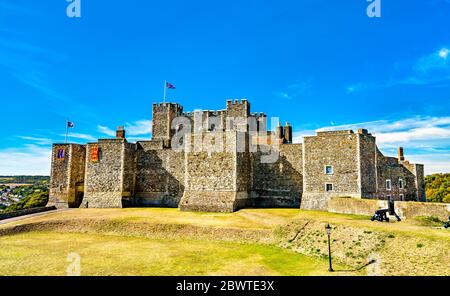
[0,231,352,276]
[0,208,448,276]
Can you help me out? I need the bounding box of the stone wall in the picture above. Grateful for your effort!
[121,142,137,206]
[328,197,388,216]
[396,200,449,220]
[414,164,426,202]
[180,132,247,212]
[376,150,418,201]
[301,131,361,210]
[328,197,450,220]
[49,144,86,208]
[249,144,302,208]
[358,132,377,198]
[134,141,185,207]
[83,139,135,208]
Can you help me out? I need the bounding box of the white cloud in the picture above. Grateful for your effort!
[275,80,312,100]
[316,116,450,135]
[97,125,115,137]
[125,120,152,136]
[376,126,450,145]
[439,48,449,60]
[98,120,152,138]
[346,83,365,93]
[60,133,96,142]
[275,92,291,100]
[414,47,450,74]
[407,153,450,175]
[347,46,450,92]
[0,145,51,175]
[18,136,53,145]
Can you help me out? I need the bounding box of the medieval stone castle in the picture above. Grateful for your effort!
[49,99,426,212]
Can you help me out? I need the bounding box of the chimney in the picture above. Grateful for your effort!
[276,122,284,142]
[284,122,293,144]
[116,126,126,139]
[358,128,368,135]
[398,147,405,162]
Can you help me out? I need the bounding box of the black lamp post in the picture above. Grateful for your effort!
[325,224,334,272]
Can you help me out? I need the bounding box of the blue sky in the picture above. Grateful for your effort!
[0,0,449,175]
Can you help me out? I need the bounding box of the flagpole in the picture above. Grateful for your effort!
[65,120,69,144]
[163,80,167,103]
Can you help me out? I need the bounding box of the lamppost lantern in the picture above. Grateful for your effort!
[325,224,332,236]
[325,223,334,272]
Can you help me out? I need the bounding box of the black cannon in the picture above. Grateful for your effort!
[444,217,450,229]
[371,209,401,222]
[371,209,390,222]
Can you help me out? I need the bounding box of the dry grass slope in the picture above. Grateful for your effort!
[0,208,448,276]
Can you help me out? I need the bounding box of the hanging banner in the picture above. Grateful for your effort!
[57,148,65,160]
[91,145,99,162]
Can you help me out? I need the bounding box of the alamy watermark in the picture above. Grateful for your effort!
[367,0,381,18]
[67,252,81,276]
[66,0,81,18]
[170,115,282,164]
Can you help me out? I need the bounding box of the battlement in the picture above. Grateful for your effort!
[251,112,266,118]
[226,99,249,106]
[153,102,184,110]
[316,130,354,136]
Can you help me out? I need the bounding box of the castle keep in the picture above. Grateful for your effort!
[49,99,425,212]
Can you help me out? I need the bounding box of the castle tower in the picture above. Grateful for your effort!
[116,126,125,139]
[276,122,284,143]
[49,144,86,208]
[152,103,184,147]
[226,99,250,131]
[257,113,267,132]
[284,122,293,144]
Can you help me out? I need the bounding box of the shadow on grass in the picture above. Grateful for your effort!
[333,259,377,273]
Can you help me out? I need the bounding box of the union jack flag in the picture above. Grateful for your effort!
[166,82,176,90]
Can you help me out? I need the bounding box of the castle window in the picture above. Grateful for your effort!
[325,165,333,175]
[399,178,404,189]
[325,183,333,192]
[386,179,392,191]
[400,194,404,201]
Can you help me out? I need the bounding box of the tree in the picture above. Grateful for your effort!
[425,173,450,203]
